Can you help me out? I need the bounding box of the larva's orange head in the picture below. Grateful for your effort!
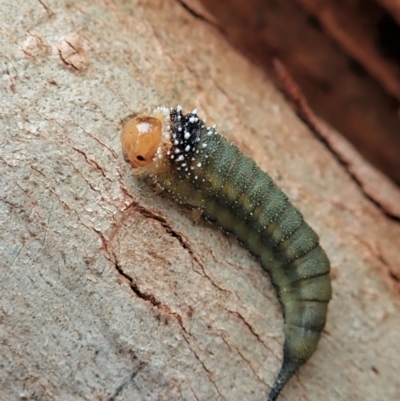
[121,116,162,168]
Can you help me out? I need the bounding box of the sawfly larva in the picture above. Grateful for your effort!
[121,106,332,401]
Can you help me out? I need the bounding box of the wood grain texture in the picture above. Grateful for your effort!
[1,0,400,401]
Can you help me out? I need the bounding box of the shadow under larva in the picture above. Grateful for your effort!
[121,106,332,401]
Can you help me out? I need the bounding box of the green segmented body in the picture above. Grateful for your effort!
[126,107,331,401]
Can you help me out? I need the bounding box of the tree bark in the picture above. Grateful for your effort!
[1,1,399,401]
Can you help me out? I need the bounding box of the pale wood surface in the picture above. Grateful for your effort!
[1,1,400,400]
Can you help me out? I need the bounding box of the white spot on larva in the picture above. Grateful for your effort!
[185,145,191,152]
[197,162,202,167]
[174,139,179,145]
[136,121,152,134]
[202,143,207,148]
[178,127,182,132]
[184,131,191,139]
[192,108,198,114]
[182,163,187,167]
[174,148,181,153]
[177,155,184,161]
[195,176,198,179]
[177,105,182,112]
[207,130,212,136]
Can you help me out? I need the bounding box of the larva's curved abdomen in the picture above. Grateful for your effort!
[121,107,332,401]
[187,132,331,400]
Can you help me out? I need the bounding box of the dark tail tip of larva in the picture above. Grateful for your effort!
[267,322,322,400]
[267,356,301,401]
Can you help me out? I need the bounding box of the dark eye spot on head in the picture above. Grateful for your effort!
[137,155,145,161]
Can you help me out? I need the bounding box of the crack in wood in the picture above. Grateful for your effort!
[94,223,185,327]
[225,309,277,355]
[57,47,78,71]
[217,329,269,387]
[181,333,227,400]
[37,0,54,17]
[108,362,146,401]
[175,0,224,33]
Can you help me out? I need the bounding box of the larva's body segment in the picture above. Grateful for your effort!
[121,106,332,401]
